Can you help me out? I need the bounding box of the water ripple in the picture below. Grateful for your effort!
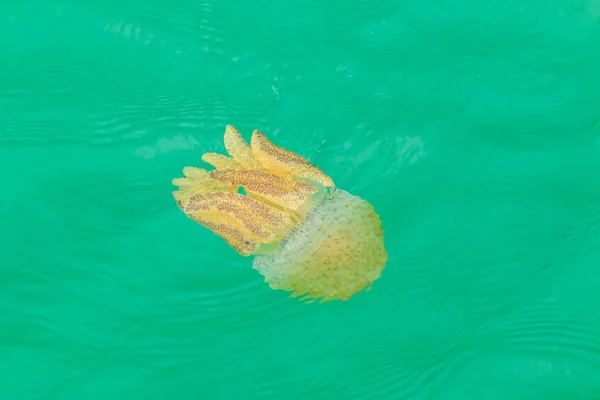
[479,296,600,368]
[3,0,600,398]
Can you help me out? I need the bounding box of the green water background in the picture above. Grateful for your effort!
[2,1,600,398]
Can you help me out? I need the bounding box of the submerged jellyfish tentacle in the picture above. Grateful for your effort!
[172,125,387,303]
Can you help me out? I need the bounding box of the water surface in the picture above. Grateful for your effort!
[1,1,600,398]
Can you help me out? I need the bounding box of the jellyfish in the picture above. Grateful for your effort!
[172,126,387,303]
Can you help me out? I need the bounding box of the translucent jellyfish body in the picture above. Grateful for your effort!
[172,126,387,302]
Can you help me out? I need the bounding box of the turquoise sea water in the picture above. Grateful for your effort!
[2,1,600,398]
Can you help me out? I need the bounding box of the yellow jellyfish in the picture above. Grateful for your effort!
[172,126,388,303]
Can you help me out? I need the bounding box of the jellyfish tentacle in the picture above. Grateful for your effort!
[183,193,276,242]
[209,169,317,211]
[172,167,236,207]
[206,192,292,229]
[223,125,263,170]
[250,129,334,187]
[201,153,241,170]
[175,190,296,256]
[182,166,210,180]
[188,211,261,256]
[192,191,292,230]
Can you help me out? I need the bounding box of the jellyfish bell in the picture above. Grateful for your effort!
[172,125,387,303]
